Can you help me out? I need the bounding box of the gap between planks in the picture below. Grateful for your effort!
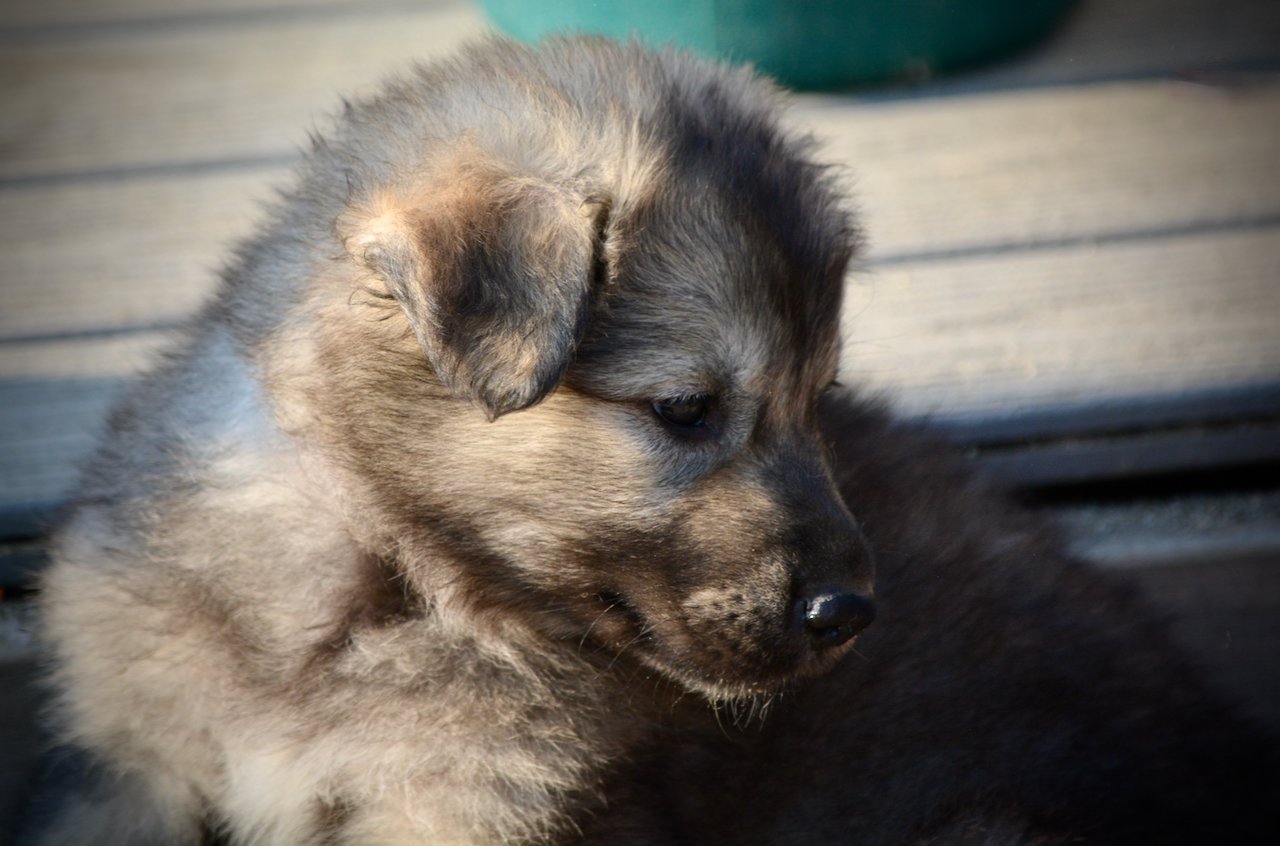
[2,80,1278,338]
[3,225,1279,520]
[839,226,1280,420]
[0,3,1277,184]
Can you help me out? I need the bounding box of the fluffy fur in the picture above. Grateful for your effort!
[30,37,1277,845]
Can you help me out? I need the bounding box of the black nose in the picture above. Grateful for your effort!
[801,591,876,648]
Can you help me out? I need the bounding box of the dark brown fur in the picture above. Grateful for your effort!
[30,37,1277,846]
[572,398,1280,843]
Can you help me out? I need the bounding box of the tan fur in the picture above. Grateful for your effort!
[30,37,1275,846]
[33,38,862,845]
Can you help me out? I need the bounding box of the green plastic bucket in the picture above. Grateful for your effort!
[479,0,1076,89]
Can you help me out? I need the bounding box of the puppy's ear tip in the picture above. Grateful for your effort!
[471,374,559,422]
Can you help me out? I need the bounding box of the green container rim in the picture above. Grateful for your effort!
[478,0,1076,90]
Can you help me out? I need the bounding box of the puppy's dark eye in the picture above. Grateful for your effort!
[652,395,711,429]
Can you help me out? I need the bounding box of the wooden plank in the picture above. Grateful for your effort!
[1061,491,1280,569]
[3,226,1277,531]
[0,0,360,28]
[0,333,170,534]
[3,81,1278,340]
[975,420,1280,488]
[792,81,1280,262]
[839,226,1280,422]
[0,330,172,382]
[0,4,489,180]
[2,4,1276,204]
[0,376,122,536]
[0,166,284,340]
[940,383,1280,446]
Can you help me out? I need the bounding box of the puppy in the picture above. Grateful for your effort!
[31,37,1276,845]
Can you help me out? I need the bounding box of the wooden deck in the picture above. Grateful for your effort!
[1,0,1279,827]
[3,0,1280,533]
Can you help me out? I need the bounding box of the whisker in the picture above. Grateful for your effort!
[578,600,622,652]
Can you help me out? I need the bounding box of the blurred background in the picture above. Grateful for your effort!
[1,0,1278,831]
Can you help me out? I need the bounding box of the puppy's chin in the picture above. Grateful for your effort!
[574,590,860,702]
[640,637,859,702]
[640,647,859,705]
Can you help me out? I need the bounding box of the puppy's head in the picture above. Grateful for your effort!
[318,39,872,700]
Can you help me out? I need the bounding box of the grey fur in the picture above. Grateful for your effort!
[30,37,1276,846]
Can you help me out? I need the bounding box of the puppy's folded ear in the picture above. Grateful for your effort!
[341,159,603,419]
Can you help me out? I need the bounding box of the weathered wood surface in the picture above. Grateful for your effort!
[842,227,1280,421]
[798,81,1280,263]
[0,5,488,181]
[3,79,1278,338]
[1,0,1279,532]
[5,221,1277,527]
[0,168,279,340]
[0,0,364,27]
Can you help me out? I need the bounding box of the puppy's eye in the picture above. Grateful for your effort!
[652,395,711,429]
